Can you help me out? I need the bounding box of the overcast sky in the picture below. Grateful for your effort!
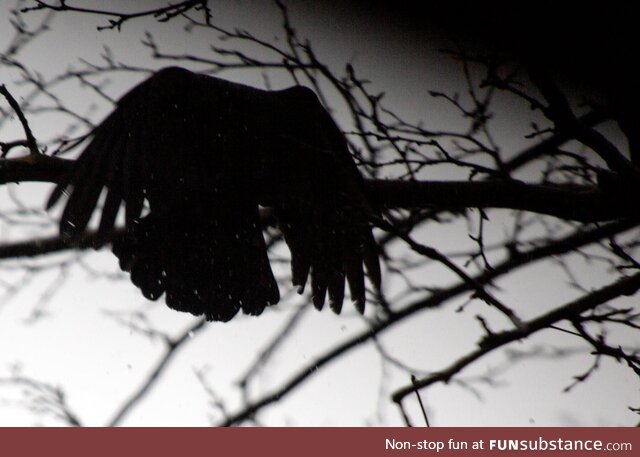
[0,1,637,426]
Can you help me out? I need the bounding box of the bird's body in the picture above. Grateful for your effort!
[48,67,380,321]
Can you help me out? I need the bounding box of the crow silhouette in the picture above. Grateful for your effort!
[47,67,380,321]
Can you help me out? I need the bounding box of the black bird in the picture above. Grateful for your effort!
[48,67,380,321]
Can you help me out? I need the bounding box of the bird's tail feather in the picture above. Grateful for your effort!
[112,210,279,322]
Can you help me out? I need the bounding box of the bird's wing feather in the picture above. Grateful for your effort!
[259,86,381,313]
[48,67,279,321]
[48,67,379,320]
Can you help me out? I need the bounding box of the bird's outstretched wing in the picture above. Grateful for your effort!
[260,85,381,313]
[47,66,380,321]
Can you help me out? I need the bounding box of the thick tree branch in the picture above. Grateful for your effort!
[1,155,638,226]
[368,179,640,222]
[0,154,68,184]
[0,228,115,259]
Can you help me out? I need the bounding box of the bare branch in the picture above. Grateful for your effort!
[22,0,212,31]
[2,153,640,223]
[0,374,82,425]
[392,272,640,410]
[0,84,40,156]
[107,317,207,426]
[217,219,638,425]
